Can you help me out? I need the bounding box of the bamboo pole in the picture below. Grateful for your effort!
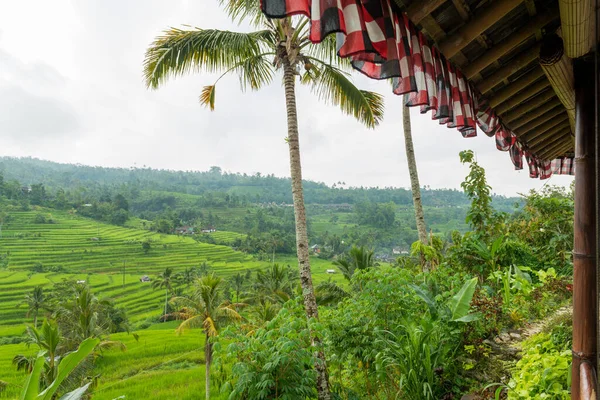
[530,127,571,153]
[477,43,542,94]
[571,57,597,400]
[536,135,572,159]
[496,79,551,115]
[463,9,557,78]
[520,113,569,140]
[511,98,563,129]
[528,120,571,147]
[515,106,566,133]
[438,0,524,58]
[502,89,557,123]
[489,68,545,108]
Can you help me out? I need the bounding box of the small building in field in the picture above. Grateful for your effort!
[310,244,321,254]
[201,226,216,233]
[175,226,195,235]
[326,269,336,274]
[140,275,151,282]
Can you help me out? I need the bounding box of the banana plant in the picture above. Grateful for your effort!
[20,337,99,400]
[410,277,480,323]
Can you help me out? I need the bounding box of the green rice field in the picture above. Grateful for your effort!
[0,209,340,399]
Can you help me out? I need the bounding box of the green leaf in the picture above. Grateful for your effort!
[20,351,46,400]
[57,383,92,400]
[447,277,478,321]
[453,312,481,323]
[38,338,99,400]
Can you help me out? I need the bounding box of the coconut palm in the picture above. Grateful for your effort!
[143,3,384,397]
[252,263,296,303]
[152,267,175,322]
[402,106,428,256]
[333,245,376,281]
[13,319,61,388]
[20,286,47,328]
[171,273,242,400]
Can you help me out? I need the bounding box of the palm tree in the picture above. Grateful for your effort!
[402,106,428,255]
[177,267,197,288]
[143,3,383,396]
[172,273,242,400]
[333,246,376,281]
[252,263,295,303]
[13,319,61,388]
[152,267,175,322]
[228,271,251,303]
[20,286,47,328]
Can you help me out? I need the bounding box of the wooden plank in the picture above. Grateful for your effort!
[462,9,556,79]
[419,15,447,42]
[529,129,571,156]
[488,67,545,108]
[496,79,550,115]
[515,106,565,134]
[510,98,562,129]
[520,113,569,141]
[502,88,556,123]
[451,0,470,21]
[527,120,570,146]
[406,0,447,24]
[528,122,571,147]
[477,42,542,94]
[438,0,524,58]
[537,136,572,159]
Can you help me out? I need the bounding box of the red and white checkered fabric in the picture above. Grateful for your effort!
[260,0,575,178]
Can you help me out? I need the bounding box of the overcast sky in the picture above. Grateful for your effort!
[0,0,573,196]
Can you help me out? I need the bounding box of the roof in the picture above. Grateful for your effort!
[261,0,588,179]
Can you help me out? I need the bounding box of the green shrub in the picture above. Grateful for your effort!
[507,323,572,399]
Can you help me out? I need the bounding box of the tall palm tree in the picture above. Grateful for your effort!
[402,106,428,255]
[152,267,175,322]
[20,286,47,328]
[252,263,296,303]
[143,3,384,397]
[172,273,242,400]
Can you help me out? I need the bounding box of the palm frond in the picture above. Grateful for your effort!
[218,0,266,27]
[203,317,218,337]
[176,315,205,335]
[143,28,271,89]
[303,35,349,70]
[200,85,216,110]
[303,62,384,128]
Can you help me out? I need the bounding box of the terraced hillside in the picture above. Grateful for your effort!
[1,210,253,274]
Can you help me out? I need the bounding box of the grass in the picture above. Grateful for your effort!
[0,209,341,399]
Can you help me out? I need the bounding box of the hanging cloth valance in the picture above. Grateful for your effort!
[260,0,575,179]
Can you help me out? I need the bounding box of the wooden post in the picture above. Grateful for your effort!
[572,57,597,400]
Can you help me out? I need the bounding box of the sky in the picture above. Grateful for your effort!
[0,0,574,196]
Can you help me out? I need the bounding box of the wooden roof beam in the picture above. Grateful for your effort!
[463,9,557,79]
[510,98,563,129]
[496,79,551,115]
[477,43,542,94]
[528,121,571,148]
[451,0,470,21]
[515,106,565,134]
[488,67,544,108]
[529,130,571,157]
[537,137,573,159]
[502,89,557,123]
[406,0,447,24]
[438,0,524,58]
[521,113,569,141]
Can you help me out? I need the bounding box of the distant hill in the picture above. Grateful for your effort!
[0,157,518,208]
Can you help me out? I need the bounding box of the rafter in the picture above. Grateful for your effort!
[496,80,550,115]
[488,67,545,108]
[477,43,542,94]
[510,98,562,129]
[502,89,556,123]
[462,9,556,79]
[406,0,447,24]
[438,0,524,58]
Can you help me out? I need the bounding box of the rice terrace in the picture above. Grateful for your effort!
[0,0,594,398]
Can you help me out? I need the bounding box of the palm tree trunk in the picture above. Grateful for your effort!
[205,332,211,400]
[402,105,428,254]
[33,311,38,329]
[282,58,331,400]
